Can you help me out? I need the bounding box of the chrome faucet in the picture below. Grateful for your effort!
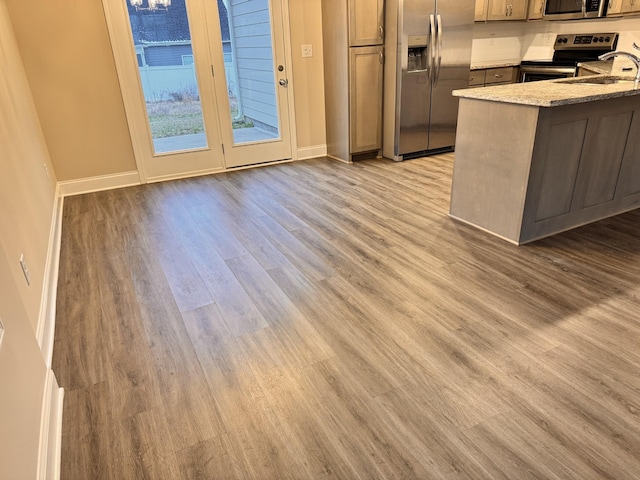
[598,50,640,84]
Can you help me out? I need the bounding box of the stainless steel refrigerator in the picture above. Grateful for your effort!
[383,0,474,161]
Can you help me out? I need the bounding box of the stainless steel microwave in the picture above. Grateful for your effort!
[543,0,607,20]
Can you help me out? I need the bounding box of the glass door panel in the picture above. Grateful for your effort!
[207,0,292,169]
[126,0,208,154]
[216,0,280,146]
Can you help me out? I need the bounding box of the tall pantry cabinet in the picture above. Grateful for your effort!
[321,0,384,162]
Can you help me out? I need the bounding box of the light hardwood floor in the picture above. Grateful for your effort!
[53,154,640,479]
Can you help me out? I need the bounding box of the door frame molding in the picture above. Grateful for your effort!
[101,0,298,183]
[281,0,298,163]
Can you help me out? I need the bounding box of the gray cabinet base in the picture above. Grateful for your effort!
[450,96,640,244]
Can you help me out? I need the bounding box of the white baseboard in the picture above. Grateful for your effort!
[145,166,225,184]
[58,170,141,197]
[38,370,64,480]
[326,154,352,164]
[297,144,327,160]
[36,187,63,367]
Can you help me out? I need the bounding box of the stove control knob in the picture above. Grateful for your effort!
[562,38,568,43]
[605,36,611,42]
[557,38,563,43]
[599,37,605,42]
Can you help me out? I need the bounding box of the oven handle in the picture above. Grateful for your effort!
[519,66,577,76]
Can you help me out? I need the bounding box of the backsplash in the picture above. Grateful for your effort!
[472,17,640,67]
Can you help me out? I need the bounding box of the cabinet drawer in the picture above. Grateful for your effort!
[484,67,517,84]
[469,70,485,86]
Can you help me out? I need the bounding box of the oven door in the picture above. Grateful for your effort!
[519,66,576,82]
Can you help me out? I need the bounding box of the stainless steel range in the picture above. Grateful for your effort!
[519,32,618,82]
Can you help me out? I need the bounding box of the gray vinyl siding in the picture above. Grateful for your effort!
[145,44,193,66]
[230,0,278,129]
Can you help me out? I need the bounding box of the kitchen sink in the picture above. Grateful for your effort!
[556,76,636,85]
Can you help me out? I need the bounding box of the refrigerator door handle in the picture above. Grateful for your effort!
[435,14,443,86]
[429,14,437,84]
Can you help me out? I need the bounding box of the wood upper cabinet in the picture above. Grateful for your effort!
[620,0,640,13]
[349,0,384,46]
[475,0,489,21]
[486,0,528,20]
[606,0,623,15]
[528,0,545,19]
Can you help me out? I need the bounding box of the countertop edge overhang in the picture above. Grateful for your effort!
[453,75,640,107]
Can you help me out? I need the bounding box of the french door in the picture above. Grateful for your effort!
[103,0,292,182]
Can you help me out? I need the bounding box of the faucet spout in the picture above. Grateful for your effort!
[598,50,640,84]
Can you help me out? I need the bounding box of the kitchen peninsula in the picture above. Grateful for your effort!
[449,75,640,244]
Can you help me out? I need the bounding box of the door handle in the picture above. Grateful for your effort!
[434,15,443,86]
[429,14,436,84]
[279,78,288,87]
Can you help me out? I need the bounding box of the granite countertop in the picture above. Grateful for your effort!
[577,60,614,75]
[453,74,640,107]
[470,61,520,70]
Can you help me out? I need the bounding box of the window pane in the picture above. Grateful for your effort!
[216,0,280,145]
[126,0,207,153]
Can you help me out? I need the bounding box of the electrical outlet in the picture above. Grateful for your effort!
[302,44,313,58]
[19,254,31,286]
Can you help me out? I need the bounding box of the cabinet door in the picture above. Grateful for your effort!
[510,0,528,18]
[487,0,527,19]
[487,0,510,19]
[475,0,489,21]
[606,0,623,14]
[349,46,383,153]
[349,0,384,46]
[528,0,545,19]
[621,0,640,12]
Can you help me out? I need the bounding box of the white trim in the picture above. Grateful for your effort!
[36,186,63,367]
[145,166,225,184]
[58,171,141,197]
[297,144,327,160]
[327,154,352,164]
[37,370,64,480]
[101,0,152,182]
[281,0,298,161]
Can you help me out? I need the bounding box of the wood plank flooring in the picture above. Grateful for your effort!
[53,154,640,479]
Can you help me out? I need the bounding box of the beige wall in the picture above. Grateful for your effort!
[5,0,137,181]
[288,0,327,150]
[6,0,326,183]
[0,0,55,476]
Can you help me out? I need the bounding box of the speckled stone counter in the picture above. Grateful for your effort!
[453,74,639,107]
[577,60,614,75]
[470,61,520,70]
